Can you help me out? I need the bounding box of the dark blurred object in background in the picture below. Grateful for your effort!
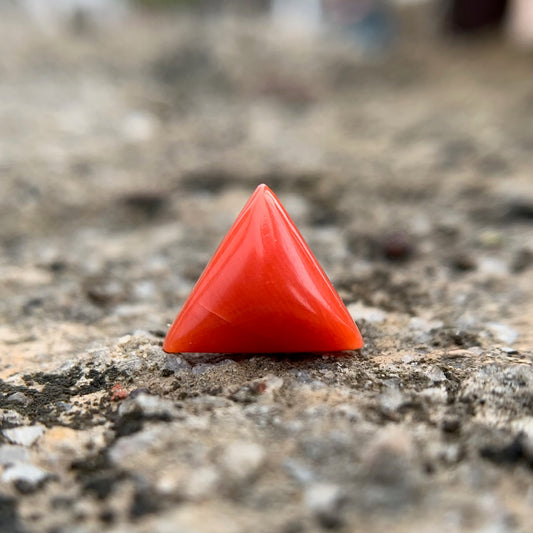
[443,0,508,33]
[442,0,533,48]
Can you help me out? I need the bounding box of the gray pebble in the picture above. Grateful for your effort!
[165,354,192,373]
[109,427,167,466]
[487,322,519,345]
[2,425,46,447]
[2,462,51,491]
[408,317,444,343]
[409,317,444,333]
[0,409,30,426]
[219,441,266,481]
[348,302,386,324]
[56,401,74,412]
[0,445,30,466]
[420,387,448,403]
[183,466,220,499]
[243,404,280,427]
[191,364,215,376]
[501,346,518,355]
[478,257,508,277]
[379,388,404,415]
[290,369,313,383]
[284,458,315,484]
[424,366,447,384]
[118,392,180,419]
[304,483,344,527]
[360,426,420,508]
[6,392,31,406]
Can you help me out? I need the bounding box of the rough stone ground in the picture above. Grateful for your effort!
[0,6,533,533]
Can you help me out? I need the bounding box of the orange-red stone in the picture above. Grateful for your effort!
[163,184,363,353]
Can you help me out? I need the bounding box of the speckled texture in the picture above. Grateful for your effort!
[0,6,532,533]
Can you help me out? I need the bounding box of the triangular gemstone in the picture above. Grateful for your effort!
[163,184,363,353]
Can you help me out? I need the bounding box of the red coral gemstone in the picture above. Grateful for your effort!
[163,184,363,354]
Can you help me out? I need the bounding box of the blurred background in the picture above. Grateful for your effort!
[1,0,532,346]
[0,0,532,355]
[1,0,532,326]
